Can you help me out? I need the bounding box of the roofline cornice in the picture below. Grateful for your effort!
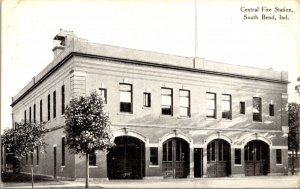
[11,52,289,107]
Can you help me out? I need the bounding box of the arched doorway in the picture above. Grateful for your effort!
[107,136,145,179]
[207,139,231,177]
[162,137,190,178]
[244,140,269,176]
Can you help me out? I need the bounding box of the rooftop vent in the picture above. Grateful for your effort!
[52,29,77,58]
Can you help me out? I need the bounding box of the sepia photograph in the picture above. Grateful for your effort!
[1,0,300,188]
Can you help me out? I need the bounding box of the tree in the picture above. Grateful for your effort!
[1,121,48,188]
[1,128,20,173]
[288,102,300,175]
[64,91,114,188]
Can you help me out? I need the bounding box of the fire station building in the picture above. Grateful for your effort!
[11,31,289,180]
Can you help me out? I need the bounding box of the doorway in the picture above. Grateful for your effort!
[194,148,203,177]
[107,136,145,179]
[244,140,269,176]
[207,139,231,177]
[162,138,190,178]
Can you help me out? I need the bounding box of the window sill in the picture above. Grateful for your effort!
[61,165,65,168]
[160,115,173,118]
[234,164,242,166]
[142,107,152,110]
[276,164,283,166]
[117,112,134,116]
[253,121,263,123]
[221,119,232,122]
[149,165,159,168]
[89,166,98,168]
[206,118,217,121]
[177,116,191,119]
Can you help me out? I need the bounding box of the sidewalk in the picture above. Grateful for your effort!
[2,175,300,188]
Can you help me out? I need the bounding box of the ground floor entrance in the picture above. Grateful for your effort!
[162,138,190,178]
[107,136,145,179]
[244,140,269,176]
[207,139,231,177]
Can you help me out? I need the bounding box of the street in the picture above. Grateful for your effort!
[2,175,300,188]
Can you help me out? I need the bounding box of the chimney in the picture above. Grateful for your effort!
[52,29,77,58]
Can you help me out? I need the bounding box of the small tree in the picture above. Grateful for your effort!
[288,102,300,175]
[64,91,114,188]
[1,128,19,173]
[1,121,48,188]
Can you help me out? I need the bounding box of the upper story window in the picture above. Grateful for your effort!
[33,104,36,123]
[143,92,151,108]
[40,100,43,122]
[269,104,274,116]
[61,85,65,115]
[24,110,27,123]
[48,94,51,121]
[161,88,173,116]
[29,107,32,123]
[53,91,56,118]
[240,101,245,114]
[253,97,262,122]
[120,84,132,113]
[222,94,232,120]
[99,88,107,104]
[206,93,216,118]
[179,90,190,117]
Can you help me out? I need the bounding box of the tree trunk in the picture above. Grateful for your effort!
[86,153,89,188]
[292,149,295,175]
[31,165,34,188]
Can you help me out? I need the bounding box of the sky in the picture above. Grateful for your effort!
[1,0,300,132]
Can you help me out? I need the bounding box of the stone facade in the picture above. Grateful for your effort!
[11,31,289,180]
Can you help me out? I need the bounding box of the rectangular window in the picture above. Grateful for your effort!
[276,149,282,164]
[62,137,65,166]
[222,94,232,119]
[53,91,56,118]
[206,93,216,118]
[150,147,158,165]
[26,153,28,165]
[29,107,32,123]
[269,104,274,116]
[48,94,50,121]
[61,85,65,115]
[33,104,36,123]
[99,88,107,104]
[24,110,27,123]
[89,152,96,166]
[161,88,173,115]
[14,122,19,130]
[235,149,241,164]
[40,100,43,122]
[240,101,245,114]
[179,90,190,117]
[120,84,132,113]
[30,152,34,165]
[143,92,151,107]
[36,147,39,165]
[253,97,262,122]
